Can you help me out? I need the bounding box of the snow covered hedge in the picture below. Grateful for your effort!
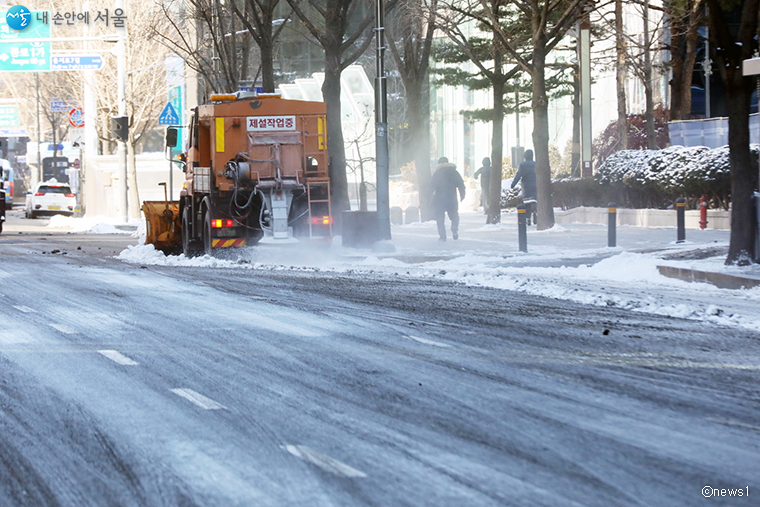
[550,145,758,210]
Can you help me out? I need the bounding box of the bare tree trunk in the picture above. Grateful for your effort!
[488,81,505,224]
[725,87,757,263]
[322,51,350,215]
[127,135,140,220]
[387,0,436,221]
[615,0,628,149]
[668,0,703,120]
[260,39,276,93]
[406,78,433,220]
[284,0,379,221]
[487,37,504,224]
[643,1,657,149]
[678,0,702,119]
[571,74,581,177]
[705,0,760,264]
[531,42,555,229]
[670,32,685,119]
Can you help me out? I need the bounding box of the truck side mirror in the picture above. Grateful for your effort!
[166,127,178,148]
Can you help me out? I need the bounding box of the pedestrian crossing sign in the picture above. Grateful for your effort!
[158,102,180,125]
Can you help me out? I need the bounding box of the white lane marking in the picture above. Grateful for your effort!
[170,388,227,410]
[49,323,76,334]
[282,445,367,478]
[406,335,451,348]
[98,350,139,366]
[13,305,36,313]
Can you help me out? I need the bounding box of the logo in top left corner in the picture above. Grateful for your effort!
[6,5,32,31]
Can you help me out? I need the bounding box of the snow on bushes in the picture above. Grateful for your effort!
[551,144,758,210]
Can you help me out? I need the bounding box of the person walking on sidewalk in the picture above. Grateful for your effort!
[511,149,538,225]
[432,156,466,241]
[473,157,491,213]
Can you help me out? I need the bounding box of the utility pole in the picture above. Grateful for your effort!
[578,10,592,177]
[35,74,41,186]
[702,11,712,118]
[375,0,391,240]
[115,0,128,223]
[83,1,98,216]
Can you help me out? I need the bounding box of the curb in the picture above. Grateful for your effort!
[657,265,760,290]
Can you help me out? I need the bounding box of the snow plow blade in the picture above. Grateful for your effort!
[142,200,181,254]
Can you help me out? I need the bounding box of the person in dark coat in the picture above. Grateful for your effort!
[511,149,538,225]
[473,157,491,213]
[431,156,466,241]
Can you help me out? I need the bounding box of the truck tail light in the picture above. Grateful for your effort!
[312,216,332,225]
[35,191,45,196]
[212,219,235,228]
[64,193,75,197]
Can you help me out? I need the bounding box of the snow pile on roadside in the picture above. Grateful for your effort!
[117,243,244,268]
[116,240,760,331]
[434,253,760,331]
[47,215,135,234]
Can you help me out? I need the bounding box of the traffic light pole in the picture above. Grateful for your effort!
[375,0,391,241]
[35,74,41,186]
[116,0,128,223]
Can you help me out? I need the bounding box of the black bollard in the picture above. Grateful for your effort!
[608,202,617,247]
[517,204,527,252]
[676,197,686,243]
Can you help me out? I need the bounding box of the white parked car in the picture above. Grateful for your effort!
[25,180,76,219]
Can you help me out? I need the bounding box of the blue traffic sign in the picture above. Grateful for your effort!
[51,55,103,71]
[158,102,180,125]
[0,127,27,137]
[50,99,68,112]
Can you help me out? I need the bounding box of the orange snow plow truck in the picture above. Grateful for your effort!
[144,92,332,256]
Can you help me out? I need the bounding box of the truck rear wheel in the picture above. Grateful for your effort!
[203,209,213,256]
[182,207,201,257]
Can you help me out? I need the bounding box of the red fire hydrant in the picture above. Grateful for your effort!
[699,195,708,229]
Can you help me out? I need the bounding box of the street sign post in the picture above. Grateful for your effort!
[0,10,51,72]
[51,55,103,71]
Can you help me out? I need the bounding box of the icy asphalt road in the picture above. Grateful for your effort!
[0,223,758,506]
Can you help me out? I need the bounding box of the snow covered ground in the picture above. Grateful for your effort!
[104,211,760,334]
